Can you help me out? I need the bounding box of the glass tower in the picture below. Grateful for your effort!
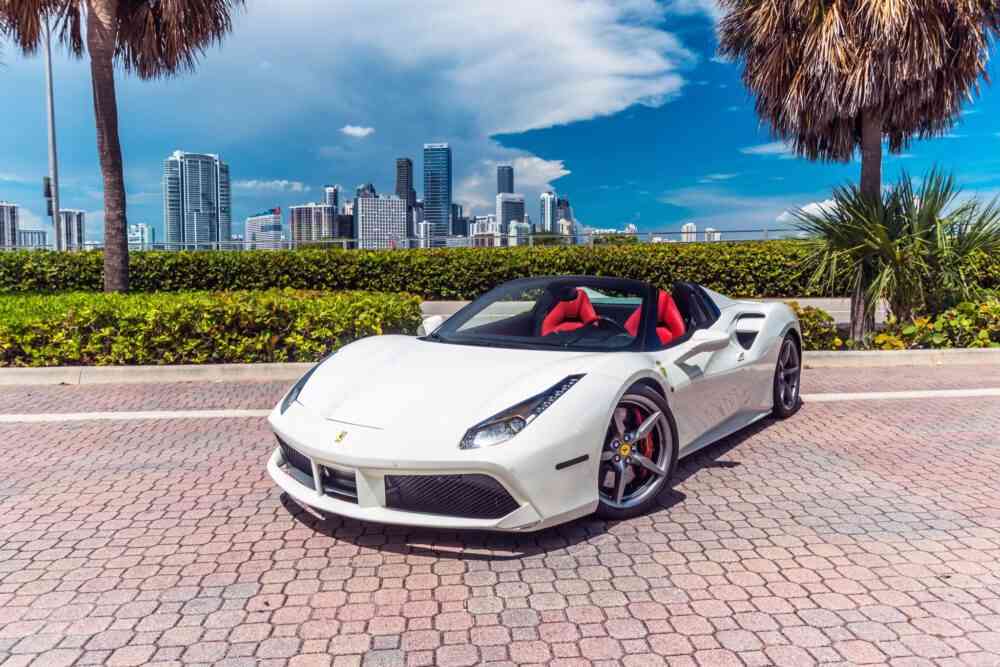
[422,143,452,246]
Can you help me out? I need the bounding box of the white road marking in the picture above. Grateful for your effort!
[0,409,271,423]
[802,388,1000,402]
[0,388,998,424]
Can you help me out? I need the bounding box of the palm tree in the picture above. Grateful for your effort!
[718,0,1000,341]
[0,0,244,292]
[794,169,1000,327]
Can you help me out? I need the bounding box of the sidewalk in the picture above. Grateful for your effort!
[422,297,886,326]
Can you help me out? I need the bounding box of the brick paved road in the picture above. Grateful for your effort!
[1,367,999,666]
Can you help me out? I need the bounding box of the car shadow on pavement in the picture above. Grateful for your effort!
[280,416,777,561]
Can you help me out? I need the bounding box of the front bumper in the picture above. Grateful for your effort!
[267,401,600,532]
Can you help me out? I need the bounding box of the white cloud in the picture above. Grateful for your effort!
[16,207,48,231]
[234,179,311,193]
[0,173,32,185]
[660,185,829,231]
[740,141,796,158]
[698,173,739,183]
[455,154,571,213]
[664,0,724,22]
[776,199,837,224]
[340,125,375,139]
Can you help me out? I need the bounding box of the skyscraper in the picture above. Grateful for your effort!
[0,201,18,249]
[57,210,86,251]
[423,143,452,246]
[289,203,335,245]
[245,209,283,250]
[356,196,408,249]
[395,158,417,207]
[324,185,342,211]
[496,193,525,235]
[555,196,573,225]
[681,222,697,242]
[17,230,47,249]
[127,223,156,250]
[704,228,721,242]
[162,150,232,248]
[497,165,514,194]
[539,191,557,234]
[356,183,377,199]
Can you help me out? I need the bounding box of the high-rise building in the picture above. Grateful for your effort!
[356,196,409,249]
[324,185,342,212]
[508,221,531,246]
[555,196,573,224]
[127,223,156,250]
[681,222,697,243]
[423,143,452,246]
[395,158,417,207]
[58,210,86,251]
[356,183,377,199]
[539,191,557,234]
[497,165,514,194]
[451,214,469,237]
[335,214,354,240]
[17,229,47,249]
[496,193,525,234]
[289,203,335,246]
[558,218,575,242]
[0,201,18,249]
[244,209,283,250]
[470,214,502,247]
[417,220,432,249]
[162,150,232,248]
[704,227,721,242]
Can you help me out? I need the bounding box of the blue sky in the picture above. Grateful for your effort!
[1,0,999,242]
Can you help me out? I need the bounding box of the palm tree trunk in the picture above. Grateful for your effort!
[849,107,883,342]
[86,0,129,292]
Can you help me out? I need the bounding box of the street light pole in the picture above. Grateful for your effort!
[43,15,62,251]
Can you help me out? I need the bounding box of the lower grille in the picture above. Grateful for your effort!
[384,474,519,519]
[277,438,358,504]
[278,438,313,480]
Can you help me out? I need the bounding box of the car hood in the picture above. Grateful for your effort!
[294,335,602,431]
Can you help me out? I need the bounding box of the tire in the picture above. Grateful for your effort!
[596,385,678,521]
[772,334,802,419]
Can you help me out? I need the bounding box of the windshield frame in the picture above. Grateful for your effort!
[426,275,657,352]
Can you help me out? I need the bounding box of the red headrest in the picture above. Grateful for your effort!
[540,289,598,336]
[624,290,686,344]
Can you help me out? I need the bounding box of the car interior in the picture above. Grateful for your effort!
[456,282,720,349]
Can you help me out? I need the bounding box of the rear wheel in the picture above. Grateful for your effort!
[772,335,801,418]
[596,385,677,521]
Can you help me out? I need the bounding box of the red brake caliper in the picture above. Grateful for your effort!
[633,408,655,475]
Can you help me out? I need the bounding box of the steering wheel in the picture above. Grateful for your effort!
[591,316,630,335]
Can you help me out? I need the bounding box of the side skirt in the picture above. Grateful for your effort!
[677,410,771,460]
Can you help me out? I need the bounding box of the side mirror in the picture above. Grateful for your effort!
[687,329,730,355]
[417,315,445,337]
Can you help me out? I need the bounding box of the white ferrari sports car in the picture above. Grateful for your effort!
[268,276,801,531]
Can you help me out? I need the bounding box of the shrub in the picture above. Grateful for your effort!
[874,298,1000,350]
[0,290,422,367]
[786,301,842,351]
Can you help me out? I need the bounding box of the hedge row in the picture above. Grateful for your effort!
[10,241,999,299]
[0,290,422,367]
[874,298,1000,350]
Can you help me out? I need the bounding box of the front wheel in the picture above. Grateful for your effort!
[596,385,677,521]
[772,334,801,418]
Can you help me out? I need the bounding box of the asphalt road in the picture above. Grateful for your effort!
[0,365,998,666]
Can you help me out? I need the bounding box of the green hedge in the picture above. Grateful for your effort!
[874,298,1000,350]
[0,290,422,367]
[0,242,853,298]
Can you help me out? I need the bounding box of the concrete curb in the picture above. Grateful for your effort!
[802,349,1000,368]
[0,362,314,387]
[2,349,998,386]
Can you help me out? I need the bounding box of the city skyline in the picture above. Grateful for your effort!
[1,1,999,245]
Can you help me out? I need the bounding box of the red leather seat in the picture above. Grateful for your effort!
[540,289,598,335]
[625,290,686,344]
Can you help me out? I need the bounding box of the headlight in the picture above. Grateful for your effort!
[460,375,583,450]
[280,356,329,414]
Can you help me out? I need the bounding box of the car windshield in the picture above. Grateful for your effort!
[429,277,649,351]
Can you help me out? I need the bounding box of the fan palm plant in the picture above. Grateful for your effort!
[794,169,1000,329]
[718,0,1000,340]
[0,0,244,292]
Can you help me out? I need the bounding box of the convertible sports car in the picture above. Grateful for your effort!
[268,276,801,531]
